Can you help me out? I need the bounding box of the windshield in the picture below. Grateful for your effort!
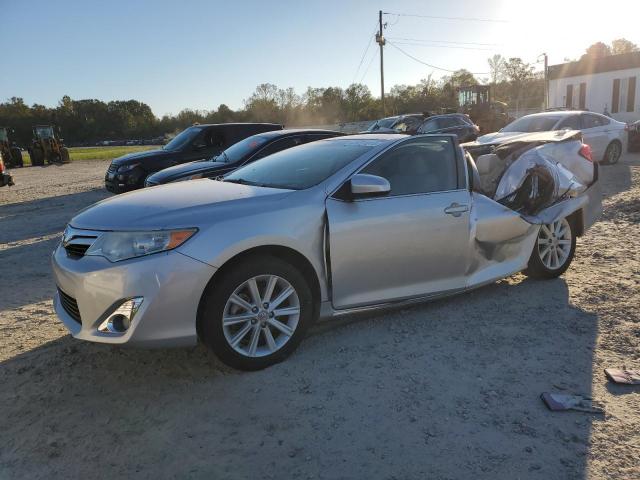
[35,126,54,139]
[501,115,561,133]
[224,140,377,190]
[367,118,397,131]
[215,135,270,163]
[163,127,203,151]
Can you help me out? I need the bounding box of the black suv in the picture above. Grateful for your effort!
[144,129,344,187]
[417,114,479,142]
[366,114,426,134]
[105,123,282,193]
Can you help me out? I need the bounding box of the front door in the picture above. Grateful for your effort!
[326,137,471,309]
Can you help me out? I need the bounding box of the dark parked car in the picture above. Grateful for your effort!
[144,129,344,187]
[365,114,426,134]
[417,113,479,142]
[105,123,283,193]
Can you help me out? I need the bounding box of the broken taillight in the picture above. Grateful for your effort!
[579,143,593,162]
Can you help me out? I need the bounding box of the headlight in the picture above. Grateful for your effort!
[172,173,204,182]
[85,229,197,262]
[117,163,140,173]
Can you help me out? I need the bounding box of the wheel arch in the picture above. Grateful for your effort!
[196,244,322,337]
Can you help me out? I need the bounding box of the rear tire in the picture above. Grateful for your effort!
[524,217,576,279]
[9,147,23,167]
[602,140,622,164]
[60,147,70,163]
[199,255,316,370]
[30,147,44,166]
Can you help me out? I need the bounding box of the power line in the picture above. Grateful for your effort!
[383,11,508,23]
[391,41,495,52]
[386,36,501,47]
[359,48,378,84]
[387,41,490,75]
[352,23,379,84]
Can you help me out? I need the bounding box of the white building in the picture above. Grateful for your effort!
[548,51,640,123]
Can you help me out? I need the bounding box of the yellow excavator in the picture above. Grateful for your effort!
[458,85,511,134]
[28,125,70,166]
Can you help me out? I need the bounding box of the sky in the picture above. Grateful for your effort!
[2,0,638,116]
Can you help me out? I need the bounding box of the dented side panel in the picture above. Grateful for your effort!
[466,193,539,288]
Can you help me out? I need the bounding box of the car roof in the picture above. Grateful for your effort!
[254,129,343,140]
[520,110,593,119]
[424,113,466,119]
[378,113,424,121]
[190,123,283,128]
[325,133,407,142]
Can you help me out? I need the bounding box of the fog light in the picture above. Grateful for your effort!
[98,297,143,334]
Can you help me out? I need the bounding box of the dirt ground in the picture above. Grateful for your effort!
[1,155,639,479]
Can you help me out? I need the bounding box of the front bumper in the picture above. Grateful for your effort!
[104,169,144,193]
[52,245,217,347]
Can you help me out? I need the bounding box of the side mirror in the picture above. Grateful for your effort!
[350,174,390,198]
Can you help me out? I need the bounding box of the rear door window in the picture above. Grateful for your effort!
[557,115,581,130]
[582,114,609,129]
[251,136,304,161]
[417,118,440,133]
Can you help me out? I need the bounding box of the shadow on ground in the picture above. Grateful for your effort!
[1,276,600,479]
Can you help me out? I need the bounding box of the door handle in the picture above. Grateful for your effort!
[444,203,469,217]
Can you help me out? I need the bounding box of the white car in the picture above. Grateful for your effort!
[475,111,627,164]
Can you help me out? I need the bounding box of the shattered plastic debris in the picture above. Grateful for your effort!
[604,368,640,385]
[540,393,604,414]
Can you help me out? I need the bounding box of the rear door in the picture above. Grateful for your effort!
[326,136,471,309]
[580,113,609,159]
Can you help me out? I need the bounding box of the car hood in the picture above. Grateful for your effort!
[111,148,172,166]
[71,179,294,230]
[147,160,226,183]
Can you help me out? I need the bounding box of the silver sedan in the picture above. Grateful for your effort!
[52,134,601,370]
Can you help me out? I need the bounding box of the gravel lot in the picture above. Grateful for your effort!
[1,155,639,479]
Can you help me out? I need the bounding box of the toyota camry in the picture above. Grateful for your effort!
[53,133,601,370]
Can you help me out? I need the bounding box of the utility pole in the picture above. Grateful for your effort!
[376,10,386,115]
[543,52,549,109]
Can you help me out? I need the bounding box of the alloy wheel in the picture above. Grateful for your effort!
[607,143,621,164]
[222,275,300,358]
[537,218,572,270]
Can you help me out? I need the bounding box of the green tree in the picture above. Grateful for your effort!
[611,38,639,55]
[583,41,612,58]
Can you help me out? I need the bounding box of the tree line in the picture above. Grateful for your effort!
[1,38,636,146]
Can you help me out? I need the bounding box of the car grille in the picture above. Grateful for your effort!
[64,243,91,257]
[107,163,117,173]
[62,227,99,258]
[58,288,81,324]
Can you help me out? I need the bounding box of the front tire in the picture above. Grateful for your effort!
[199,255,315,370]
[10,147,23,167]
[602,140,622,164]
[524,217,576,279]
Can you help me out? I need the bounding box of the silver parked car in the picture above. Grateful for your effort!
[53,133,601,370]
[475,110,627,164]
